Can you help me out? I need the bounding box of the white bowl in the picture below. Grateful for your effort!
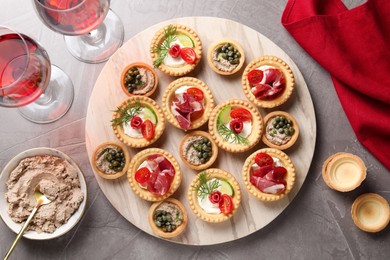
[0,147,87,240]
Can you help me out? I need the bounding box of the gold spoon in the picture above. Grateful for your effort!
[4,185,52,260]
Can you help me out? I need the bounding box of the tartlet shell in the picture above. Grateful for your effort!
[242,55,295,108]
[91,141,131,180]
[242,148,296,201]
[351,193,390,233]
[120,62,158,97]
[262,111,299,150]
[187,168,241,223]
[179,130,218,171]
[322,152,366,192]
[112,96,165,148]
[208,99,263,153]
[128,148,181,202]
[162,77,214,131]
[148,198,188,238]
[207,38,245,75]
[150,24,202,76]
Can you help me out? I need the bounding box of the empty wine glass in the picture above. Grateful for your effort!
[32,0,124,64]
[0,26,74,123]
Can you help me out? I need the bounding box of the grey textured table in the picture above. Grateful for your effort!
[1,0,389,259]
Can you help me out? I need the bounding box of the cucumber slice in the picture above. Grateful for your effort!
[217,106,231,124]
[143,106,158,124]
[177,34,195,47]
[219,179,234,196]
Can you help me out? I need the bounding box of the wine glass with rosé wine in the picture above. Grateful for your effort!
[0,26,74,123]
[32,0,124,64]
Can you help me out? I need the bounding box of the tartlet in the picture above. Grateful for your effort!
[120,62,158,97]
[179,130,218,171]
[91,141,130,179]
[262,111,299,150]
[148,198,188,238]
[112,96,165,148]
[128,148,181,202]
[242,148,296,201]
[208,99,263,153]
[150,24,202,76]
[351,193,390,233]
[242,55,295,108]
[162,77,214,131]
[322,152,366,192]
[187,168,241,223]
[207,38,245,75]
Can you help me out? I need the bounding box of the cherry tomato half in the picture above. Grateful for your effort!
[141,119,155,140]
[219,194,233,214]
[186,87,204,101]
[230,107,252,121]
[247,69,264,84]
[135,167,151,185]
[180,47,197,64]
[254,152,274,167]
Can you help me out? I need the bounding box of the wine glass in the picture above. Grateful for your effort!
[0,26,74,123]
[32,0,124,64]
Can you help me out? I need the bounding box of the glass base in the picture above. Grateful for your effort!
[64,9,124,63]
[18,65,74,124]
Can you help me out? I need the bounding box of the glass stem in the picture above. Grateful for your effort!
[80,23,107,46]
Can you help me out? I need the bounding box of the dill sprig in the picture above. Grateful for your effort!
[192,172,220,200]
[152,24,177,67]
[216,121,249,145]
[111,101,142,126]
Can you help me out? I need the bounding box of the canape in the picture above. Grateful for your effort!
[92,141,130,179]
[150,24,202,76]
[207,39,245,75]
[262,111,299,150]
[242,148,296,201]
[208,99,263,153]
[242,55,295,108]
[162,77,214,131]
[148,198,188,238]
[179,130,218,171]
[111,96,165,148]
[128,148,181,202]
[120,62,158,97]
[188,168,241,223]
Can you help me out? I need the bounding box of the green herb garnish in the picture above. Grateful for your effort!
[111,101,142,126]
[192,172,220,200]
[216,120,249,145]
[152,24,177,67]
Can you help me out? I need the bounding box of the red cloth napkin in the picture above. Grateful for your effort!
[281,0,390,170]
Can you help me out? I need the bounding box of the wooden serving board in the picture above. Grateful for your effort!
[85,17,316,245]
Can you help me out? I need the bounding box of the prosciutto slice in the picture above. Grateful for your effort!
[171,92,203,131]
[144,154,175,195]
[250,162,287,195]
[251,68,285,100]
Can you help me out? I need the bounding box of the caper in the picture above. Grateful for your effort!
[278,128,284,134]
[275,117,281,123]
[216,46,222,52]
[221,46,227,52]
[207,141,211,147]
[156,220,161,227]
[220,53,227,60]
[202,152,209,159]
[200,158,206,163]
[230,59,239,64]
[112,161,119,167]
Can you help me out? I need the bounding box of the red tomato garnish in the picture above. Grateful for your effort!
[130,116,143,129]
[247,69,264,84]
[230,108,252,121]
[219,194,233,214]
[273,166,287,180]
[141,119,155,140]
[230,118,244,134]
[186,87,204,101]
[180,47,196,64]
[254,152,274,167]
[209,190,222,204]
[135,167,151,185]
[168,44,181,58]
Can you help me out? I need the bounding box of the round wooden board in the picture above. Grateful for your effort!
[85,17,316,245]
